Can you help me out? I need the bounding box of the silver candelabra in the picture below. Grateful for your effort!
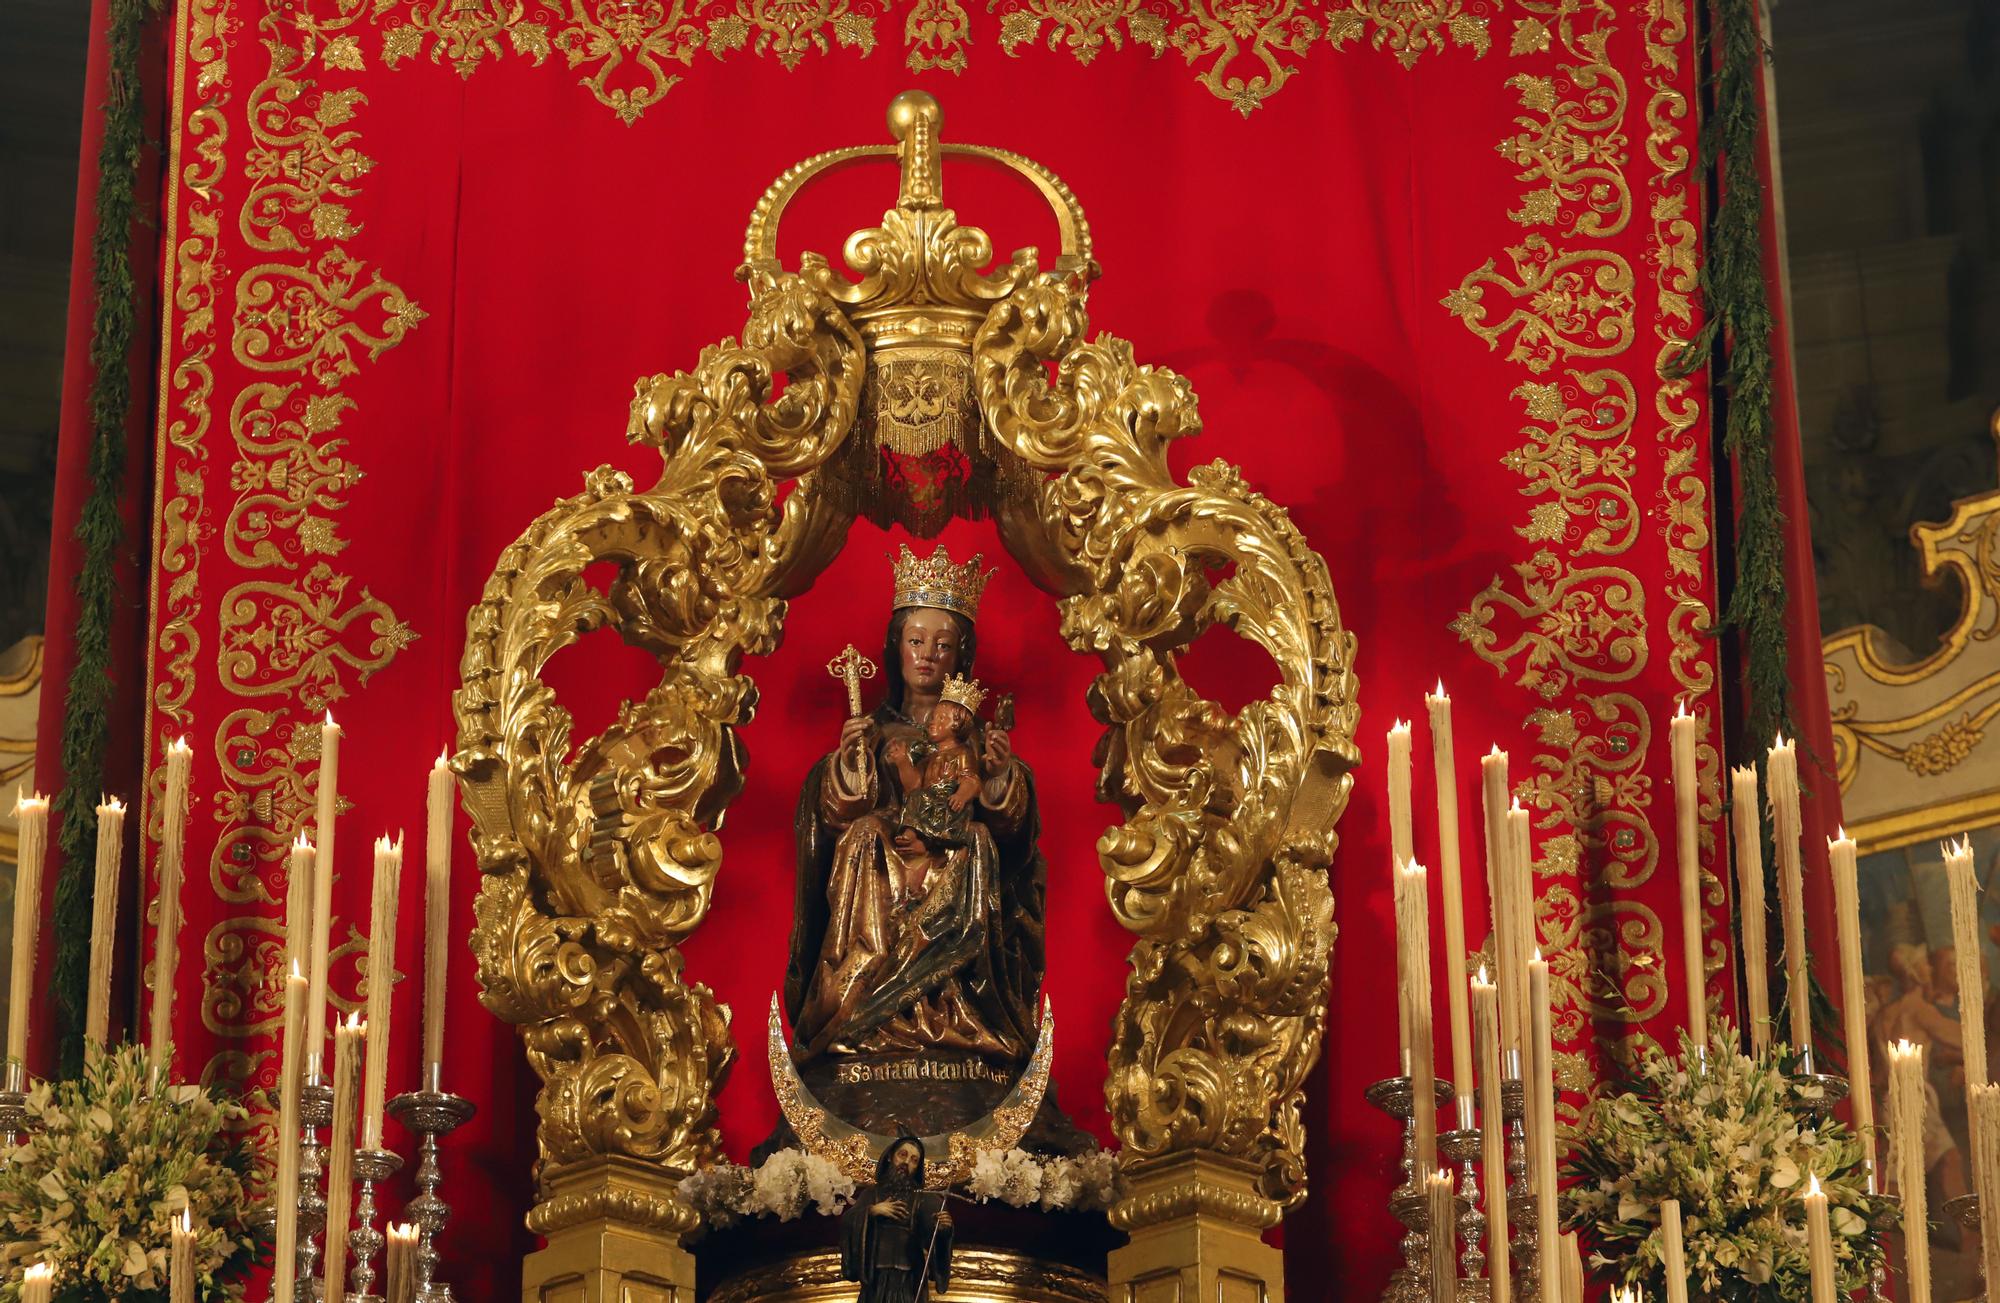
[346,1146,404,1303]
[386,1065,476,1303]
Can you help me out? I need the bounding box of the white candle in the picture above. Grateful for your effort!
[386,1221,420,1303]
[1660,1198,1690,1303]
[1828,829,1874,1186]
[360,833,403,1149]
[84,796,127,1049]
[1473,969,1510,1303]
[273,963,308,1303]
[284,834,315,978]
[1767,736,1811,1058]
[1426,685,1475,1121]
[1731,766,1771,1054]
[22,1264,51,1303]
[308,712,342,1070]
[1480,747,1516,1051]
[1886,1039,1930,1303]
[1507,802,1536,1058]
[1396,858,1439,1177]
[170,1206,194,1303]
[423,753,452,1074]
[1944,838,1987,1090]
[1669,703,1707,1045]
[1389,720,1415,1058]
[1803,1174,1836,1303]
[1528,949,1559,1298]
[323,1012,364,1303]
[1970,1083,2000,1294]
[6,791,49,1067]
[1427,1168,1455,1303]
[150,737,194,1080]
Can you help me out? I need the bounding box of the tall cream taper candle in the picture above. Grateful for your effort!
[1473,970,1510,1303]
[1529,949,1559,1300]
[1507,802,1536,1055]
[1944,838,1988,1090]
[169,1207,194,1303]
[360,833,403,1149]
[1970,1083,2000,1296]
[1731,766,1772,1054]
[84,796,127,1049]
[308,712,342,1070]
[1828,828,1874,1187]
[1480,747,1517,1052]
[1396,858,1439,1177]
[386,1222,420,1303]
[1660,1198,1690,1303]
[273,963,309,1303]
[7,791,49,1067]
[323,1012,364,1303]
[1767,736,1811,1058]
[1390,720,1415,1060]
[1669,704,1707,1045]
[1427,1168,1456,1303]
[1803,1174,1836,1303]
[423,753,453,1074]
[1426,684,1475,1121]
[284,834,314,977]
[21,1264,51,1303]
[150,738,194,1079]
[1886,1039,1930,1303]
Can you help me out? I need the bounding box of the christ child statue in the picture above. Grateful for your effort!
[887,675,987,852]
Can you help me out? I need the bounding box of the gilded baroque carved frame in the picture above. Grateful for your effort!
[452,98,1359,1230]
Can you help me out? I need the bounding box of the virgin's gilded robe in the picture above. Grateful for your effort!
[785,703,1046,1064]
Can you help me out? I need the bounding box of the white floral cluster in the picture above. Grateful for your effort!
[679,1149,858,1229]
[0,1042,259,1301]
[964,1148,1120,1213]
[1567,1026,1889,1303]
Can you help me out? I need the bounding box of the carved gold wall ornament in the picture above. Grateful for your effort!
[1824,413,2000,851]
[460,93,1356,1256]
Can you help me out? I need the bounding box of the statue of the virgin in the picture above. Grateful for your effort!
[781,546,1067,1138]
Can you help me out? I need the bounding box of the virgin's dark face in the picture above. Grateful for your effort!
[897,608,962,693]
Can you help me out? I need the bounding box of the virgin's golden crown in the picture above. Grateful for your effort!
[938,675,987,715]
[892,545,993,621]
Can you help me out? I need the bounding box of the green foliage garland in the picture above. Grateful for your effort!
[1674,0,1792,749]
[50,0,163,1079]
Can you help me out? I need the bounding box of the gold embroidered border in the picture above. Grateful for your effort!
[147,0,424,1114]
[1445,0,1713,1083]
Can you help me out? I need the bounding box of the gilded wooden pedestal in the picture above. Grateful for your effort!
[521,1157,698,1303]
[709,1247,1106,1302]
[1106,1153,1285,1303]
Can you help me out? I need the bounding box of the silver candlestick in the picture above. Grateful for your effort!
[387,1065,476,1303]
[1367,1076,1460,1303]
[1790,1066,1848,1126]
[0,1060,31,1147]
[1501,1072,1538,1303]
[346,1146,404,1303]
[297,1075,334,1302]
[1441,1123,1489,1303]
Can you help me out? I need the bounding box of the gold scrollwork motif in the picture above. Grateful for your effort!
[456,268,867,1175]
[973,271,1359,1205]
[1451,553,1647,699]
[1326,0,1494,68]
[1442,234,1636,375]
[1507,369,1638,555]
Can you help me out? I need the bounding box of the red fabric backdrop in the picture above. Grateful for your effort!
[49,0,1749,1296]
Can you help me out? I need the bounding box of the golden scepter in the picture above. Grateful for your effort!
[827,644,879,717]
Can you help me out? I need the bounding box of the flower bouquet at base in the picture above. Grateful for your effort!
[1565,1023,1890,1303]
[0,1043,265,1301]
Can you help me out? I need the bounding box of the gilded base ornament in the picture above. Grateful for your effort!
[458,88,1356,1287]
[520,1157,698,1303]
[710,1247,1104,1303]
[1107,1152,1286,1303]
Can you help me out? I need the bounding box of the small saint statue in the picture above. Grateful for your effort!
[840,1135,952,1303]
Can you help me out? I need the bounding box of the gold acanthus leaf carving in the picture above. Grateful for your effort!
[972,272,1359,1206]
[455,267,866,1175]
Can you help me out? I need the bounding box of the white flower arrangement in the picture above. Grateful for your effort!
[0,1043,262,1302]
[1566,1026,1890,1303]
[678,1147,1121,1227]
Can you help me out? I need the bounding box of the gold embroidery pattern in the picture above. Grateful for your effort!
[359,0,1500,124]
[1449,0,1713,1085]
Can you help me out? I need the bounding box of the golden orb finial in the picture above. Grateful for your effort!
[886,90,942,141]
